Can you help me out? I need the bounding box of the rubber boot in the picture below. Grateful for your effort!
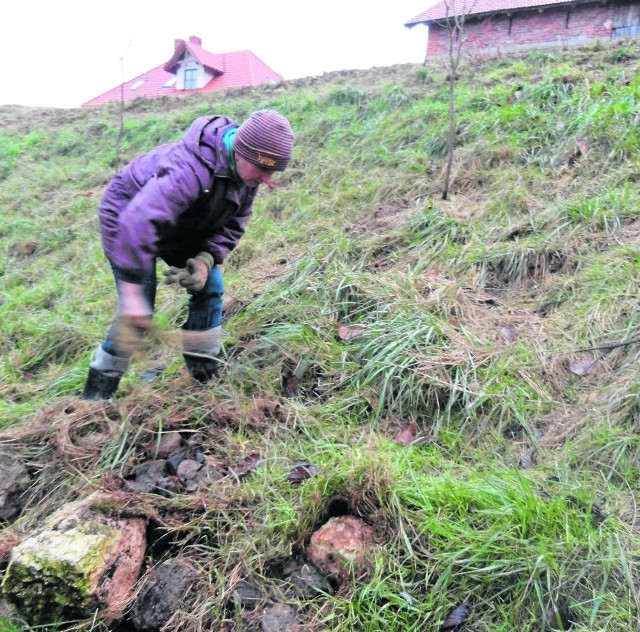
[82,367,122,400]
[183,354,219,383]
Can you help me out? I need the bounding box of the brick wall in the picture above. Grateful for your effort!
[426,3,615,56]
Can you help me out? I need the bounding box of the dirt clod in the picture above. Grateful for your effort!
[0,454,30,519]
[261,602,298,632]
[286,562,332,597]
[232,580,264,611]
[130,558,199,630]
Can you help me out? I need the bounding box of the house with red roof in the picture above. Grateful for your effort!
[405,0,640,57]
[82,35,283,107]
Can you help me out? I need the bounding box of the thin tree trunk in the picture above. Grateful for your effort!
[442,32,457,200]
[441,1,474,200]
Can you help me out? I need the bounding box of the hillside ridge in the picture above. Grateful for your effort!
[0,39,639,631]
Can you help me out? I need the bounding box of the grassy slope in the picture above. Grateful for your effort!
[0,39,639,630]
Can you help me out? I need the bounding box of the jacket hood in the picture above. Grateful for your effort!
[182,115,239,174]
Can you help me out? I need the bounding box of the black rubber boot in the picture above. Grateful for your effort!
[183,354,219,383]
[82,367,122,400]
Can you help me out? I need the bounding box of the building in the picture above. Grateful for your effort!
[82,35,283,107]
[405,0,640,57]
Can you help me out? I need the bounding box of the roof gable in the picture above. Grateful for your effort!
[406,0,575,24]
[82,36,283,107]
[164,36,225,75]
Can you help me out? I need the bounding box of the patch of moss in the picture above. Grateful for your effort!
[2,528,117,625]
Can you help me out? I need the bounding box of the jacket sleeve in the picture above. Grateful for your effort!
[115,161,206,282]
[205,187,257,264]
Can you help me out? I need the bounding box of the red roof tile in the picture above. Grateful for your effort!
[406,0,572,24]
[82,38,283,107]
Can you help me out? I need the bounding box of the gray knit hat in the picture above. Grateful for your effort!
[235,109,295,172]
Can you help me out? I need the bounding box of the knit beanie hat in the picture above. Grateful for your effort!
[234,109,295,172]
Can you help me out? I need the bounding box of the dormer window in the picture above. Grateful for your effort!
[184,68,197,90]
[82,35,283,107]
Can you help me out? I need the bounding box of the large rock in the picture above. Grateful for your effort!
[3,497,146,625]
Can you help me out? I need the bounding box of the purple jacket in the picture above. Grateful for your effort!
[97,115,257,283]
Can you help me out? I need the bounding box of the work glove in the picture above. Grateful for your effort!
[163,252,213,293]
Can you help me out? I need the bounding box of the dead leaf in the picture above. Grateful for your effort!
[442,601,470,629]
[498,324,517,344]
[394,422,417,446]
[518,448,537,470]
[545,597,573,630]
[141,366,165,382]
[568,358,600,376]
[287,462,321,484]
[232,451,262,477]
[567,142,590,166]
[336,323,366,341]
[566,495,610,525]
[282,374,299,397]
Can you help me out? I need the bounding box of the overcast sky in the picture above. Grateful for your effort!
[0,1,434,109]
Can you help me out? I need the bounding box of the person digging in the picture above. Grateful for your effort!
[82,109,295,400]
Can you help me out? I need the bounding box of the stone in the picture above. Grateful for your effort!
[185,432,206,447]
[177,460,221,492]
[307,516,374,582]
[176,459,201,479]
[166,451,188,475]
[154,432,183,458]
[3,497,146,625]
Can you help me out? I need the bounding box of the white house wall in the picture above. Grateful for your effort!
[175,54,213,90]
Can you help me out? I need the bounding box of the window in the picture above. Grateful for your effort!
[129,80,145,91]
[184,68,197,90]
[163,77,177,88]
